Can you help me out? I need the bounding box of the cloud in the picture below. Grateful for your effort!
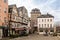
[8,0,17,4]
[49,0,60,10]
[8,0,60,21]
[32,0,48,5]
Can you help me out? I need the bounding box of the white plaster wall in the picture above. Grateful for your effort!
[38,18,54,28]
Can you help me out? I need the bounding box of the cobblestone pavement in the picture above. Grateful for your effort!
[10,34,60,40]
[9,34,60,40]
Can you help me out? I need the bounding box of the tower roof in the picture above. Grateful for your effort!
[31,8,41,14]
[32,8,40,12]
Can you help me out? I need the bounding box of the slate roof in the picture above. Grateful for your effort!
[37,14,54,18]
[17,6,23,12]
[32,8,40,12]
[17,6,27,13]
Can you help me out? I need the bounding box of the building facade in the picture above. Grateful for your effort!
[18,6,28,29]
[30,8,41,33]
[37,13,54,34]
[0,0,8,26]
[8,5,29,35]
[18,6,29,34]
[0,0,8,37]
[28,18,31,29]
[8,4,19,35]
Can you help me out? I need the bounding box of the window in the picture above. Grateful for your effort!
[20,11,22,14]
[15,16,17,20]
[45,19,46,22]
[24,20,26,23]
[42,24,43,28]
[4,0,7,3]
[39,24,40,27]
[47,19,49,22]
[12,11,15,14]
[13,9,17,14]
[45,24,46,27]
[12,15,15,19]
[4,17,6,19]
[42,19,43,22]
[4,8,7,13]
[50,24,52,28]
[50,19,52,22]
[15,24,16,27]
[8,8,12,13]
[17,24,20,27]
[47,24,49,28]
[15,23,17,27]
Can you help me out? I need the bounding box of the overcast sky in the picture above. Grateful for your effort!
[8,0,60,22]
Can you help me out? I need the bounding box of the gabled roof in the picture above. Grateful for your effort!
[8,4,18,14]
[17,6,27,11]
[18,6,25,9]
[8,4,16,8]
[38,13,54,18]
[17,6,27,13]
[17,7,23,12]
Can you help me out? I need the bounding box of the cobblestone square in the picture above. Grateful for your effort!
[9,34,60,40]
